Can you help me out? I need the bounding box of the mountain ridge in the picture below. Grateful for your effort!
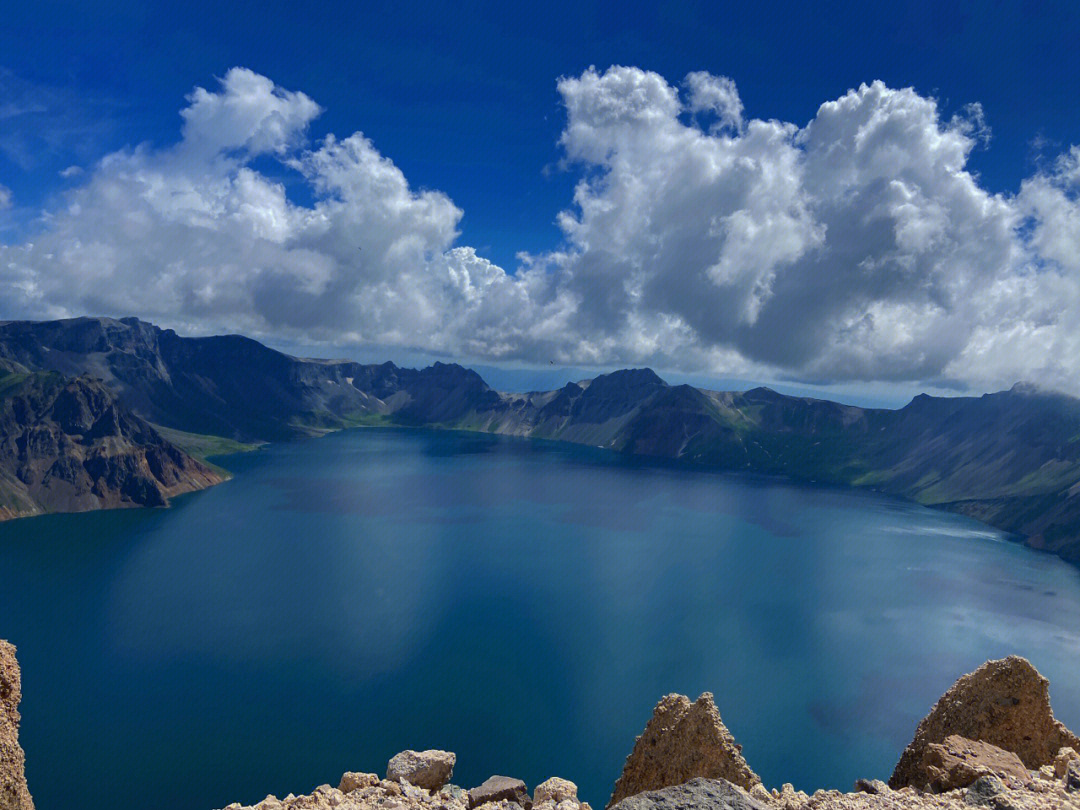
[2,316,1079,567]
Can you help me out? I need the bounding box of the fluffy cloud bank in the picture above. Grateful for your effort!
[1,66,1079,392]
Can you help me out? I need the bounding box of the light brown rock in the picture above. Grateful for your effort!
[917,735,1030,792]
[338,773,379,794]
[386,750,456,791]
[606,692,760,808]
[534,779,577,804]
[0,641,33,810]
[890,656,1080,788]
[1055,748,1080,779]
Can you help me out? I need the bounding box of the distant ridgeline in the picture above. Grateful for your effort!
[2,316,1080,568]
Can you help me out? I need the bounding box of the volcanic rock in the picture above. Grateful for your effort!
[1055,748,1079,779]
[890,656,1080,788]
[386,750,456,791]
[339,773,380,793]
[607,693,759,808]
[0,641,33,810]
[609,778,768,810]
[469,776,530,809]
[917,736,1030,792]
[964,775,1008,807]
[534,779,578,804]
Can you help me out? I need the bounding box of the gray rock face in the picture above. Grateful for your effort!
[609,778,768,810]
[386,750,456,791]
[468,777,530,809]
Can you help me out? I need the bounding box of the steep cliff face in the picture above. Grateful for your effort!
[3,317,1080,565]
[0,369,223,520]
[0,641,32,810]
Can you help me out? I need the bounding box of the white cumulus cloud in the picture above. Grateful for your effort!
[1,66,1080,394]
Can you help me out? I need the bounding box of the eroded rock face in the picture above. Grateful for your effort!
[609,778,768,810]
[607,693,759,809]
[0,641,33,810]
[918,736,1030,792]
[890,656,1080,788]
[386,750,456,791]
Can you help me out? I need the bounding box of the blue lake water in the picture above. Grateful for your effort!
[2,427,1080,810]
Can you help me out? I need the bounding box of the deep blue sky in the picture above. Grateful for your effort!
[3,0,1079,271]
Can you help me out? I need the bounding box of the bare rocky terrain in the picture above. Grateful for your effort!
[3,644,1079,810]
[0,367,222,520]
[211,657,1080,810]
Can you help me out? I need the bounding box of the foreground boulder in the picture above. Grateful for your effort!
[607,693,759,808]
[890,656,1080,788]
[0,642,33,810]
[534,778,578,805]
[468,776,530,809]
[386,749,456,791]
[917,735,1030,792]
[610,778,767,810]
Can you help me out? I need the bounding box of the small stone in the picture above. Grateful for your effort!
[340,772,380,793]
[468,776,531,809]
[388,750,457,791]
[1055,747,1080,778]
[965,775,1005,806]
[853,778,888,794]
[535,778,578,804]
[439,785,468,802]
[1065,759,1080,792]
[748,784,772,803]
[555,801,578,810]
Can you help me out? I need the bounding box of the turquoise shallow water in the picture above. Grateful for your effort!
[1,427,1079,810]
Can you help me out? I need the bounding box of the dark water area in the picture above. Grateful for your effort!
[1,427,1079,810]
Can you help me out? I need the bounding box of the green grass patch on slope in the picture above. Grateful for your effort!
[152,424,263,461]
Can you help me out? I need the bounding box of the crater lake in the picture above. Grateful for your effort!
[2,427,1079,810]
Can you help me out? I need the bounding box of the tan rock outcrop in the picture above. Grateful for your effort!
[890,656,1080,789]
[534,778,578,804]
[917,735,1030,792]
[386,749,456,791]
[0,641,33,810]
[606,692,759,808]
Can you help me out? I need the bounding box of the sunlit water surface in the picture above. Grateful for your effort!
[1,428,1079,810]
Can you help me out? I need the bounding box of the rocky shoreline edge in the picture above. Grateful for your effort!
[2,646,1079,810]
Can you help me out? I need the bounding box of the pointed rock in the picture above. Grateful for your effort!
[607,693,759,809]
[0,641,34,810]
[889,656,1080,789]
